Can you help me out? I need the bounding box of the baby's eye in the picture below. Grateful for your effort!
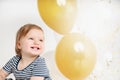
[29,38,33,40]
[39,39,44,42]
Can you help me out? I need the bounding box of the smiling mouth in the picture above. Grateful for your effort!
[31,47,40,50]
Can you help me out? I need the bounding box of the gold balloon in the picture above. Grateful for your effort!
[37,0,77,34]
[55,33,96,80]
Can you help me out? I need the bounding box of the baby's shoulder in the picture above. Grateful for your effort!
[33,56,46,65]
[9,55,20,62]
[37,56,45,62]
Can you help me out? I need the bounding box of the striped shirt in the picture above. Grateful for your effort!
[3,55,52,80]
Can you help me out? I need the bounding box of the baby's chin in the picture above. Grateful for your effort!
[28,52,40,56]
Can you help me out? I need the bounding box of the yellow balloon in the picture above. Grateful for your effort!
[55,33,96,80]
[37,0,77,34]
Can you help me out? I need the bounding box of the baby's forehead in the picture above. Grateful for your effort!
[25,29,44,37]
[27,29,43,34]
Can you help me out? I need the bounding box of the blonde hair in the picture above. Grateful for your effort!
[15,23,44,56]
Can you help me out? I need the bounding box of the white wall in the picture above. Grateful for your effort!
[0,0,120,80]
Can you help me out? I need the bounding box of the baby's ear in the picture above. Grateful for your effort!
[17,41,21,49]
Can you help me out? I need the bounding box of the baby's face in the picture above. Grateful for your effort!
[18,29,44,57]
